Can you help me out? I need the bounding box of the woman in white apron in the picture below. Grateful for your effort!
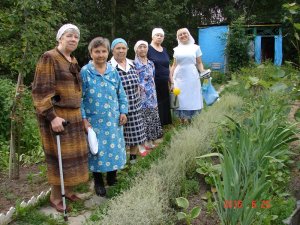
[170,28,207,124]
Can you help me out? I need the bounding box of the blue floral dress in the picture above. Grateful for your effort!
[134,57,162,140]
[80,61,128,172]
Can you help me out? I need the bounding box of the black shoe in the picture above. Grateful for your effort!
[95,185,106,197]
[107,170,117,186]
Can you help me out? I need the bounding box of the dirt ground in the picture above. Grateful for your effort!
[185,176,220,225]
[0,163,49,214]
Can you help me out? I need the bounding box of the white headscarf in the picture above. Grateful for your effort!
[56,24,80,41]
[134,40,148,53]
[176,28,195,46]
[152,28,165,38]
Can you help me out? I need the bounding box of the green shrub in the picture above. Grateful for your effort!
[225,16,251,72]
[0,78,15,141]
[200,93,296,225]
[256,197,296,225]
[0,78,43,171]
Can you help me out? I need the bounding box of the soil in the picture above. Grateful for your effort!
[0,163,49,214]
[184,176,220,225]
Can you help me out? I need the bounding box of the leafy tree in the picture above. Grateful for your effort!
[0,0,65,178]
[226,16,250,72]
[283,2,300,66]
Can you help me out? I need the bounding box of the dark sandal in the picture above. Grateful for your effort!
[66,194,82,202]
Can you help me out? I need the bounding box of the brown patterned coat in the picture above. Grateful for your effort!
[32,48,88,186]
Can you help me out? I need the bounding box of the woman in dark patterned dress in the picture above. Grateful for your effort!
[109,38,148,163]
[133,40,162,149]
[32,24,88,212]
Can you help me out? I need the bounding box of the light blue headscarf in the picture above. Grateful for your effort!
[111,38,128,51]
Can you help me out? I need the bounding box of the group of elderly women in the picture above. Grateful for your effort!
[32,23,206,212]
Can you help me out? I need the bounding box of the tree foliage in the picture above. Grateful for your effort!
[226,16,251,72]
[0,0,65,82]
[283,2,300,66]
[0,0,297,81]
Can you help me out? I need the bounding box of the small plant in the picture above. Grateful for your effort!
[205,191,216,215]
[180,179,199,198]
[176,197,201,225]
[26,172,34,184]
[196,154,221,186]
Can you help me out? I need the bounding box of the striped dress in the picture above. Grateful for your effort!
[32,48,88,186]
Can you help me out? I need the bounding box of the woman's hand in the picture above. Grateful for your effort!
[51,117,66,133]
[169,82,174,91]
[83,118,91,133]
[119,114,127,126]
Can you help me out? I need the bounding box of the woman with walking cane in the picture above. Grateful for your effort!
[32,24,88,214]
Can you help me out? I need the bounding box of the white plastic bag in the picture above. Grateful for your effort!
[88,127,98,155]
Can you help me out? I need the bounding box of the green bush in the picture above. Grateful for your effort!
[0,78,43,171]
[257,196,296,225]
[0,78,15,141]
[224,63,299,101]
[225,16,251,72]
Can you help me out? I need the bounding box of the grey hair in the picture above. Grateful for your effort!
[88,37,110,54]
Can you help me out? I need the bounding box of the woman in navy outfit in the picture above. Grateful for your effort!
[147,28,172,127]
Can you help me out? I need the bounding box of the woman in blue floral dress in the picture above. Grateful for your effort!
[81,37,128,197]
[134,40,162,149]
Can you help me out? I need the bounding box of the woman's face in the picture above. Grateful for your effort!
[136,44,148,58]
[152,33,164,45]
[90,45,109,65]
[112,43,128,61]
[58,31,79,53]
[177,29,189,44]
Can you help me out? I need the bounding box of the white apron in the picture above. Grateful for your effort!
[173,44,203,110]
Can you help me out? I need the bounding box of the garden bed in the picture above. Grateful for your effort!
[0,163,48,214]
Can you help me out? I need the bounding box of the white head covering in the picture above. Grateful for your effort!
[176,28,195,46]
[56,24,80,41]
[134,40,148,53]
[152,28,165,38]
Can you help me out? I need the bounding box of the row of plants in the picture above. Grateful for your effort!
[198,94,296,225]
[82,94,243,224]
[196,63,299,224]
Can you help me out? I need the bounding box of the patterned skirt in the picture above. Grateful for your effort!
[141,108,163,141]
[123,110,146,146]
[37,107,89,186]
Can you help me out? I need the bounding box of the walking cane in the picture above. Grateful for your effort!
[55,121,69,221]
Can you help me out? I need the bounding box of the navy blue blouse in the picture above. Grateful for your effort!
[147,45,170,81]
